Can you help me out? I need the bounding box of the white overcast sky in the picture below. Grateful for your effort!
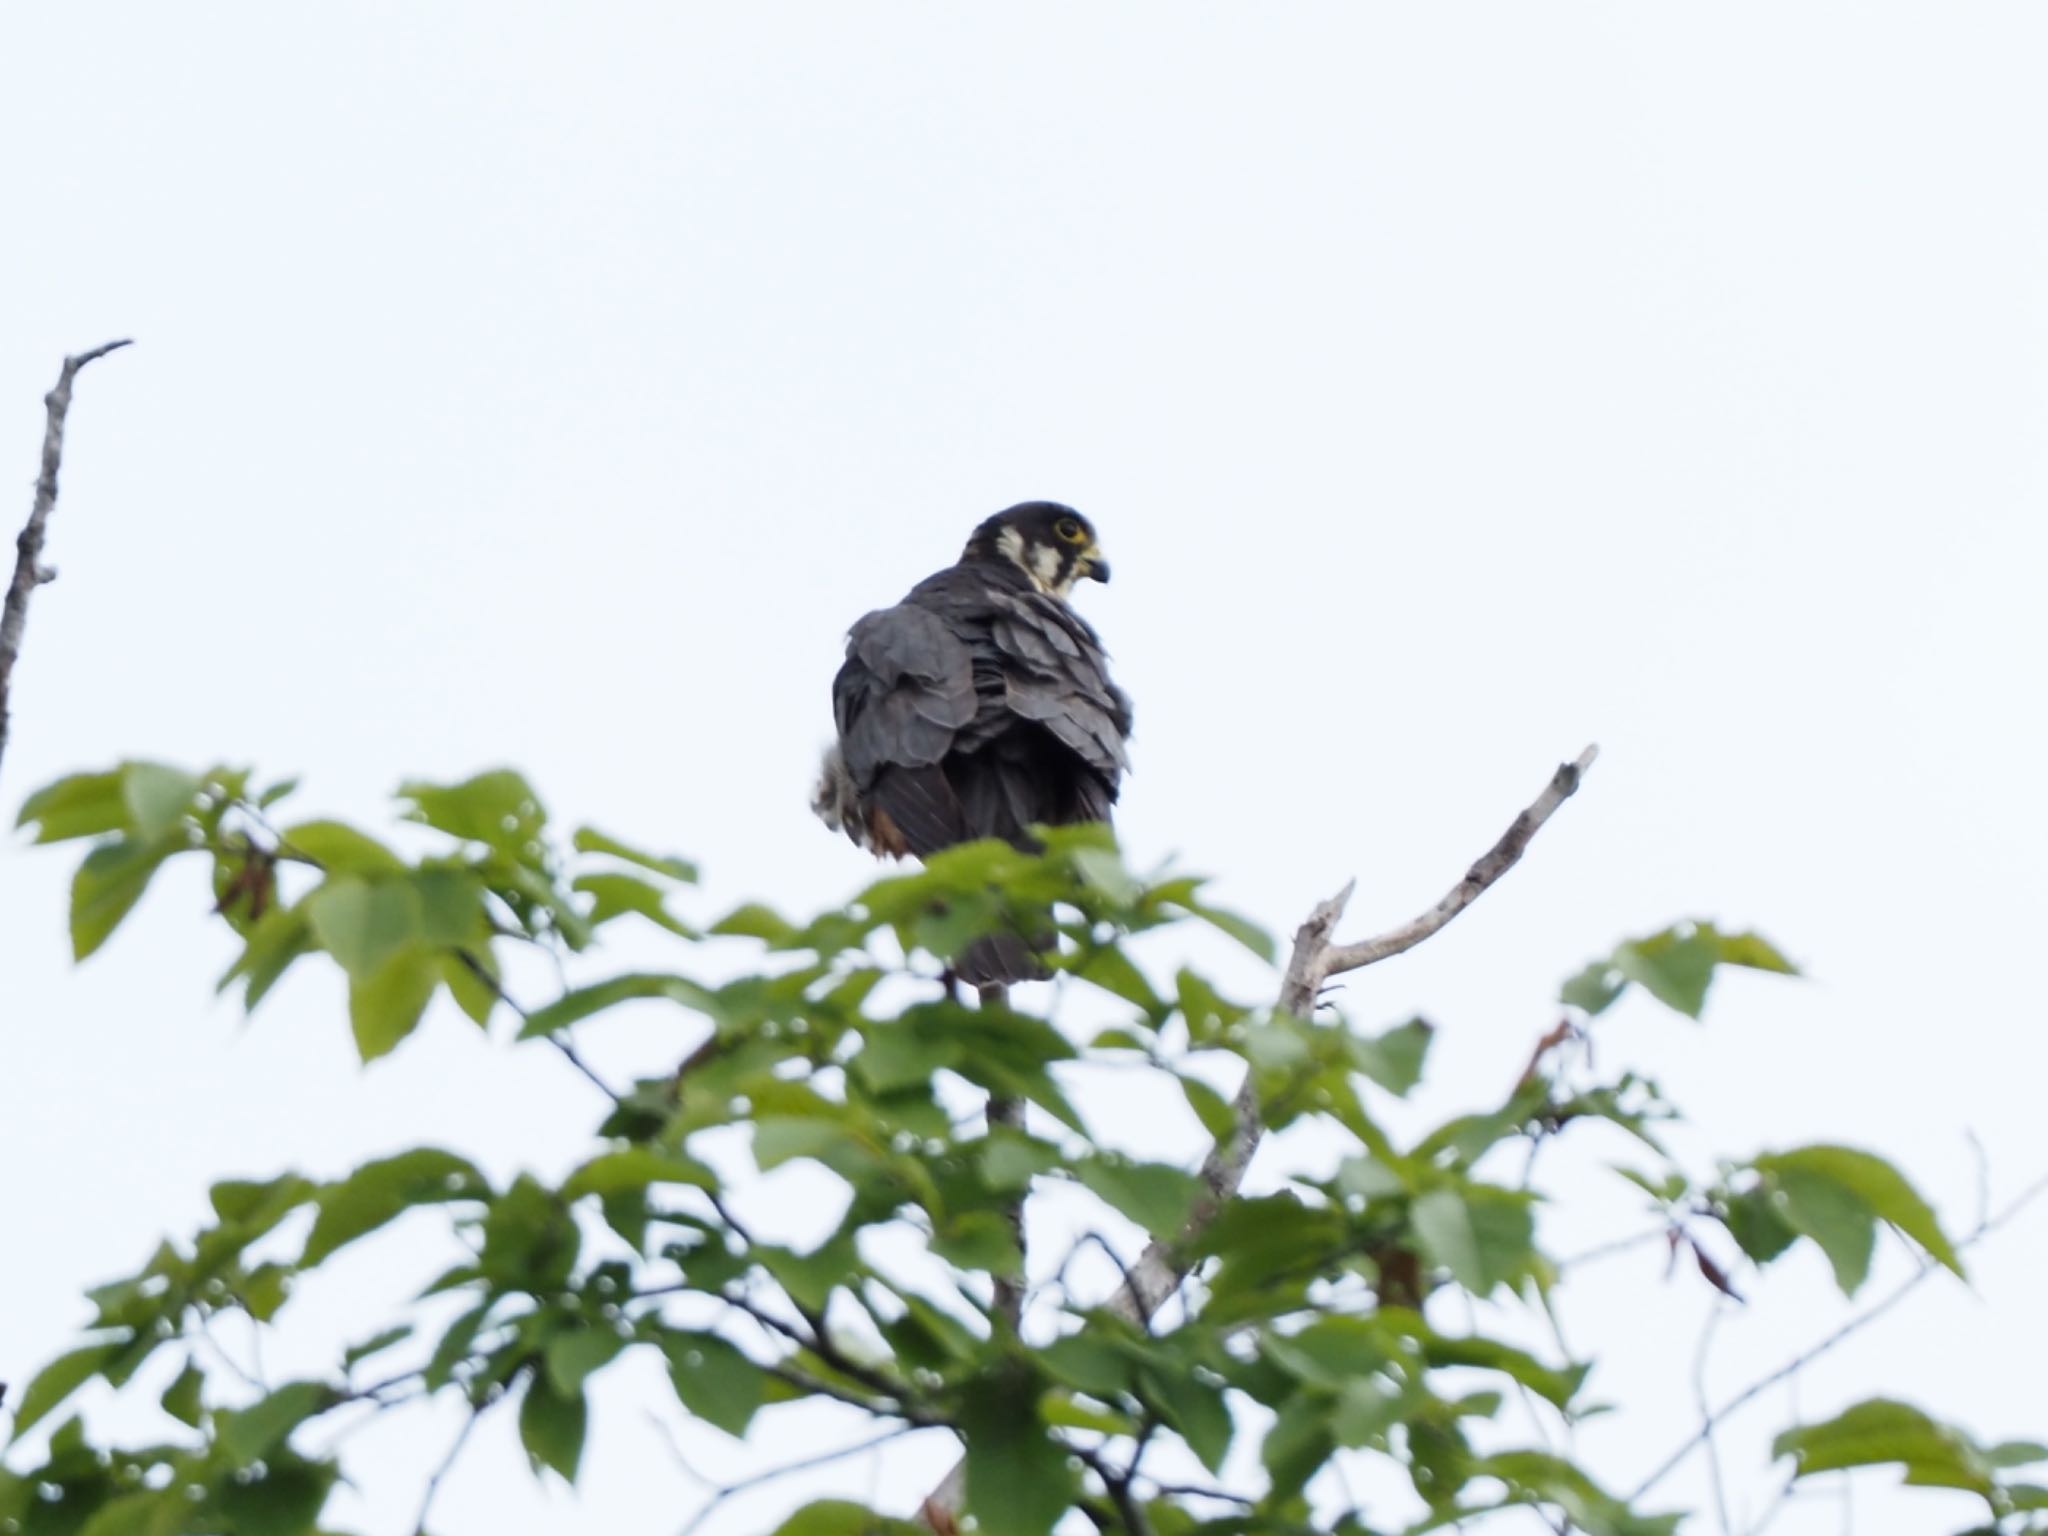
[5,6,2047,1534]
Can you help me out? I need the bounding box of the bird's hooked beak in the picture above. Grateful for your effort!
[1085,547,1111,583]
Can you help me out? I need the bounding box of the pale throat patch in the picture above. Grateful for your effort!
[996,525,1077,597]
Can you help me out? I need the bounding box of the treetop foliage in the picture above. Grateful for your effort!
[3,758,2034,1536]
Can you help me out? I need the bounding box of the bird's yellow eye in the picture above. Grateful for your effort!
[1055,517,1085,543]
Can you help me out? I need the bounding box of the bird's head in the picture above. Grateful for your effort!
[961,501,1111,599]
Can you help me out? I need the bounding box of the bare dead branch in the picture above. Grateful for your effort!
[1318,744,1600,979]
[1118,744,1599,1322]
[917,746,1600,1528]
[0,340,132,781]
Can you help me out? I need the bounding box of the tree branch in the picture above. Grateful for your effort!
[0,339,131,781]
[1630,1164,2048,1503]
[1118,743,1600,1322]
[674,1424,919,1536]
[981,979,1027,1330]
[917,746,1600,1530]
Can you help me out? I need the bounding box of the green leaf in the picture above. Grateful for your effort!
[209,1171,316,1234]
[76,1491,173,1536]
[561,1146,715,1200]
[1560,961,1626,1016]
[1178,1074,1238,1141]
[544,1327,627,1396]
[710,902,798,943]
[1072,845,1142,905]
[519,972,711,1038]
[120,762,201,840]
[855,1017,961,1094]
[1771,1168,1876,1294]
[1039,1392,1137,1437]
[1421,1331,1587,1410]
[214,1456,337,1536]
[1722,1187,1799,1266]
[1173,969,1249,1043]
[1479,1451,1681,1536]
[305,877,422,980]
[160,1358,204,1427]
[1188,901,1275,963]
[575,872,698,938]
[1715,929,1799,975]
[239,1262,292,1322]
[400,769,547,853]
[519,1374,587,1483]
[1261,1390,1334,1503]
[931,1210,1024,1276]
[16,768,127,842]
[348,947,440,1062]
[753,1117,877,1179]
[1070,942,1161,1012]
[219,903,316,1012]
[981,1130,1061,1191]
[1773,1399,1994,1497]
[413,866,488,946]
[1756,1144,1963,1278]
[1076,1156,1204,1241]
[256,775,301,809]
[659,1330,766,1438]
[220,1381,335,1464]
[279,819,406,875]
[481,1175,581,1290]
[341,1325,413,1373]
[9,1338,124,1439]
[71,835,179,959]
[1411,1186,1537,1296]
[1040,1332,1132,1399]
[962,1376,1078,1536]
[572,825,698,882]
[1612,929,1720,1018]
[442,946,499,1026]
[768,1501,922,1536]
[1351,1017,1434,1096]
[1151,1371,1232,1473]
[303,1147,488,1264]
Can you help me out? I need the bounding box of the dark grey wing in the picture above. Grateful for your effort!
[985,591,1131,791]
[833,600,978,855]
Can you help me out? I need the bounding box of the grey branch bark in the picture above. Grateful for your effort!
[0,340,132,782]
[918,745,1600,1530]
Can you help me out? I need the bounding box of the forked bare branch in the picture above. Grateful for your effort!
[918,745,1600,1529]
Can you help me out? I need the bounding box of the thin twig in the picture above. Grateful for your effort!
[1556,1226,1673,1274]
[0,339,131,781]
[455,947,622,1104]
[1138,1479,1253,1508]
[1052,1232,1149,1325]
[1631,1165,2048,1502]
[1068,1439,1153,1536]
[918,747,1601,1529]
[1695,1301,1733,1536]
[676,1424,918,1536]
[414,1403,485,1535]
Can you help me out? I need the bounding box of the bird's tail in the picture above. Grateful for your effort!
[956,930,1051,987]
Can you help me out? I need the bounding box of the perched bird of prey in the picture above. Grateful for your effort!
[814,501,1133,984]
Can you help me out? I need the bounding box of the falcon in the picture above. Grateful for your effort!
[813,501,1133,984]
